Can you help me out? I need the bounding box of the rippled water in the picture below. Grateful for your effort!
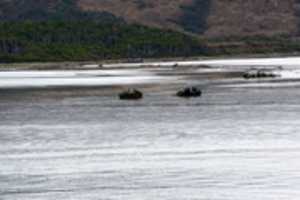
[1,80,300,200]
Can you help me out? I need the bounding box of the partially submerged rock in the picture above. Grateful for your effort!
[243,69,279,79]
[177,87,202,98]
[119,89,143,100]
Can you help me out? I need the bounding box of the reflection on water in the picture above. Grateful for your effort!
[1,81,300,200]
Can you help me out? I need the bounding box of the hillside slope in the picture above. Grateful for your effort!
[0,21,208,62]
[0,0,121,23]
[206,0,298,37]
[1,0,300,38]
[1,0,300,62]
[78,0,211,35]
[77,0,300,37]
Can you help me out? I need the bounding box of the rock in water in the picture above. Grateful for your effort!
[176,87,202,98]
[243,69,279,79]
[119,89,143,100]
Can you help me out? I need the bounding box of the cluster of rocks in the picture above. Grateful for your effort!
[243,69,279,79]
[119,87,202,100]
[119,89,143,100]
[176,87,202,98]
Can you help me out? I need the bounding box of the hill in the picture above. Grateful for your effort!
[78,0,299,38]
[0,21,208,62]
[1,0,299,38]
[1,0,300,62]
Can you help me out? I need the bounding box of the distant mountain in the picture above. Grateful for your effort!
[0,0,121,23]
[1,0,300,62]
[76,0,300,38]
[1,0,300,38]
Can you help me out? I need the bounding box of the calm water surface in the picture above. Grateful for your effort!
[1,75,300,200]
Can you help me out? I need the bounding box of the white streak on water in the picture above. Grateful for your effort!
[0,69,152,78]
[0,69,177,88]
[278,69,300,79]
[103,56,300,68]
[0,76,173,89]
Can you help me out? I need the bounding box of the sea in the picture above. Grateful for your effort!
[1,57,300,200]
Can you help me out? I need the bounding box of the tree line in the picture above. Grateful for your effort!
[0,21,208,62]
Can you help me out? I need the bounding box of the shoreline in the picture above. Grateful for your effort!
[1,56,300,93]
[1,53,300,71]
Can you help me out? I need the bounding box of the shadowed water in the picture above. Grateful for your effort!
[1,81,300,199]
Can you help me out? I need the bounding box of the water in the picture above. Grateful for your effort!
[1,63,300,199]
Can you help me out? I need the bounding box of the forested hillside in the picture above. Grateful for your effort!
[1,0,300,62]
[0,21,208,62]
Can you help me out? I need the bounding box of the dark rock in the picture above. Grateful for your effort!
[119,89,143,100]
[176,87,202,98]
[243,69,279,79]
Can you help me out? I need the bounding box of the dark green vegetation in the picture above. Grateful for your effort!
[0,21,208,62]
[0,21,300,62]
[1,0,300,63]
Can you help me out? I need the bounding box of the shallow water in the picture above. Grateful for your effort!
[2,59,300,200]
[1,80,300,200]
